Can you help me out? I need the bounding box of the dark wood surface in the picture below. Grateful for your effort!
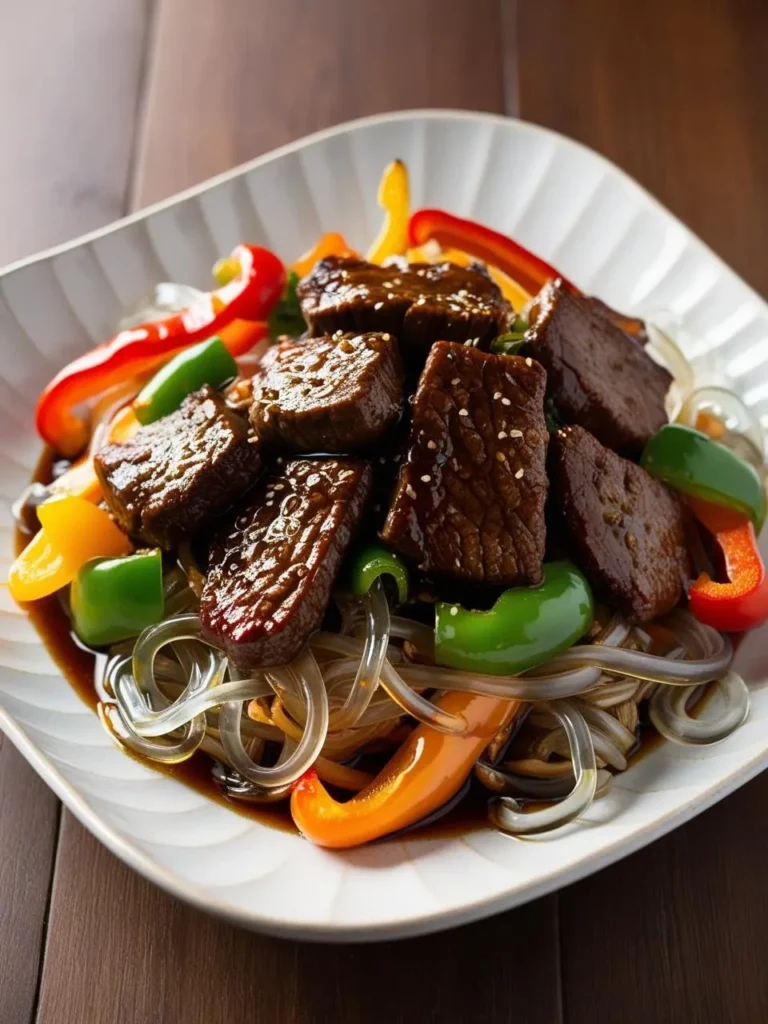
[1,1,767,1021]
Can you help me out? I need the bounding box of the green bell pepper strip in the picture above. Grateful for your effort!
[435,561,594,676]
[132,336,237,425]
[348,544,409,605]
[71,549,164,647]
[641,423,766,531]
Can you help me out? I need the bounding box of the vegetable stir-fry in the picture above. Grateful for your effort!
[9,157,767,850]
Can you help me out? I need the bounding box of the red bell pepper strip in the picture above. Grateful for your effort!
[408,209,571,297]
[35,244,285,456]
[688,497,768,632]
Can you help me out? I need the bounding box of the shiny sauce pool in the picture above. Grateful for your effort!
[16,449,667,841]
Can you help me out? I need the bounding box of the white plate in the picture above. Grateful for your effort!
[1,110,767,942]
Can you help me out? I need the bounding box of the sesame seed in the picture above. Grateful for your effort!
[498,431,507,439]
[374,503,382,512]
[273,483,285,490]
[276,457,284,465]
[458,409,469,417]
[515,468,525,479]
[406,484,417,499]
[394,454,401,462]
[388,293,395,299]
[450,606,458,616]
[501,397,511,406]
[266,500,274,507]
[265,491,274,500]
[374,301,384,310]
[525,357,533,367]
[393,277,402,285]
[450,304,460,312]
[496,451,507,462]
[379,456,387,464]
[421,474,431,483]
[382,281,393,288]
[510,429,523,438]
[382,333,391,341]
[451,378,460,385]
[493,391,502,400]
[427,440,437,450]
[472,337,480,346]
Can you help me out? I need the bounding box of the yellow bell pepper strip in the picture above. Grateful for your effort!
[292,232,358,279]
[36,244,285,456]
[687,497,768,632]
[408,209,569,297]
[9,495,132,603]
[367,159,410,264]
[290,691,521,848]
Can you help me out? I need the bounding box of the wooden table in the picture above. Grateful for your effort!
[2,1,768,1021]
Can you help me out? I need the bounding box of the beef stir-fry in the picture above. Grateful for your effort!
[12,160,763,849]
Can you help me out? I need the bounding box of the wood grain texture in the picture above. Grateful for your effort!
[517,0,768,297]
[38,816,561,1024]
[132,0,506,206]
[0,0,153,265]
[0,739,58,1024]
[516,1,768,1021]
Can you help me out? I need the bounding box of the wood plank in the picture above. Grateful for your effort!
[516,2,768,1020]
[37,3,561,1022]
[38,815,561,1024]
[0,3,152,1020]
[0,0,154,265]
[0,739,59,1024]
[517,0,768,296]
[132,0,506,206]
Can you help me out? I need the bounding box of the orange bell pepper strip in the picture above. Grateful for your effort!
[688,497,768,632]
[9,495,132,603]
[292,232,358,278]
[36,244,284,456]
[367,159,410,265]
[290,691,521,848]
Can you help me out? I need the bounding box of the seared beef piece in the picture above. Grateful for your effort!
[381,342,548,585]
[525,279,670,457]
[94,386,261,550]
[297,256,509,356]
[250,332,403,452]
[200,459,371,669]
[550,425,691,622]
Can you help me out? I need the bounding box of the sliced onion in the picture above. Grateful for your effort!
[117,282,205,330]
[649,670,750,745]
[489,701,598,836]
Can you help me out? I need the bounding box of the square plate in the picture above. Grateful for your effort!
[1,110,767,942]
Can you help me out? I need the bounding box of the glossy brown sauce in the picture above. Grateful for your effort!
[16,447,671,842]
